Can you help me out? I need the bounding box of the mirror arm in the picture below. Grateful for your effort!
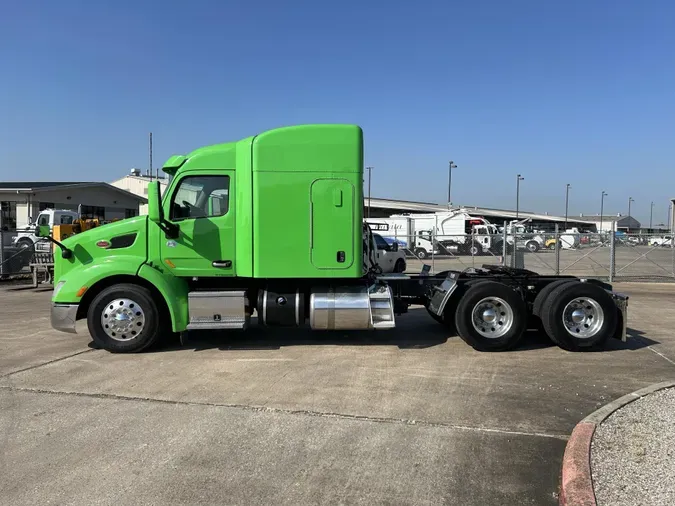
[160,221,179,239]
[44,236,72,259]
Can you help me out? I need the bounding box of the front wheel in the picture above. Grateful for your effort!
[393,259,406,273]
[87,283,164,353]
[415,248,428,259]
[526,241,540,253]
[16,238,33,249]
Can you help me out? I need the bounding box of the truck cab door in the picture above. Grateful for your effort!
[159,172,235,278]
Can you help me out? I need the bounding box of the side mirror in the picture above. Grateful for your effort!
[35,224,50,238]
[147,181,162,223]
[390,242,399,252]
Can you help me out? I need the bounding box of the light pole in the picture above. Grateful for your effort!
[565,184,571,230]
[650,201,654,230]
[516,174,524,219]
[599,191,608,234]
[628,197,634,232]
[366,166,373,218]
[668,203,673,232]
[448,161,457,205]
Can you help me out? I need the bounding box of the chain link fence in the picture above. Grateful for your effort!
[401,227,675,282]
[0,228,46,279]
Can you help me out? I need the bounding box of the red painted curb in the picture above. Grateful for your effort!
[559,422,596,506]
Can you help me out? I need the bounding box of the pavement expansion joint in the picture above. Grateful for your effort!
[0,349,95,379]
[0,385,570,440]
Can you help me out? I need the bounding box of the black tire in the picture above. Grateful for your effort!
[540,282,617,351]
[526,241,540,253]
[17,238,33,249]
[454,281,528,351]
[532,279,579,318]
[548,243,556,250]
[415,248,428,259]
[87,283,165,353]
[469,242,482,256]
[394,259,406,273]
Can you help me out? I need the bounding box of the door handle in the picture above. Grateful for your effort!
[212,260,232,268]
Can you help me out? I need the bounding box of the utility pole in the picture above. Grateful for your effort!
[149,132,153,181]
[650,201,654,230]
[564,183,571,230]
[599,191,608,234]
[516,174,524,219]
[366,166,373,218]
[448,161,457,205]
[628,197,634,232]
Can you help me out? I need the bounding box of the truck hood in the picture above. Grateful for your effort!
[55,216,149,282]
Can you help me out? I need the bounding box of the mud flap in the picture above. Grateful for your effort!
[427,273,459,317]
[610,292,629,341]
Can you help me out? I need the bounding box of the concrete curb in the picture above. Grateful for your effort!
[559,380,675,506]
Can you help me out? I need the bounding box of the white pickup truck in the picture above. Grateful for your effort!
[372,233,407,273]
[13,209,79,249]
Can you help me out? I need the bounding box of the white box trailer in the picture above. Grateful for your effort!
[364,217,440,259]
[389,211,504,257]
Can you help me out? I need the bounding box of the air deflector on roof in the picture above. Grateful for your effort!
[162,155,187,175]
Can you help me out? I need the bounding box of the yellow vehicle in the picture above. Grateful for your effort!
[545,238,560,250]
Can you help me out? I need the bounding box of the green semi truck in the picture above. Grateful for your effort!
[43,124,628,353]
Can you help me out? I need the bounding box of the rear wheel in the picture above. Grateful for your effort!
[87,283,165,353]
[469,242,482,256]
[540,282,617,351]
[454,281,527,351]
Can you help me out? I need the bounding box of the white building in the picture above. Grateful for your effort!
[0,182,147,229]
[110,170,169,215]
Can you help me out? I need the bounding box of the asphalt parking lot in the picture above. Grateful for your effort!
[1,283,675,505]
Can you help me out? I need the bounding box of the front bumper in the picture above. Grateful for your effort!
[51,303,79,334]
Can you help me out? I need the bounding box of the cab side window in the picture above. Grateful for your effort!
[374,235,389,250]
[170,175,230,221]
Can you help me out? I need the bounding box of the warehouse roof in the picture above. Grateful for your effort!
[0,181,147,203]
[0,181,81,190]
[366,197,593,224]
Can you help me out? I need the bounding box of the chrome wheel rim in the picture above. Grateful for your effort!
[471,297,514,338]
[562,297,604,338]
[101,298,145,341]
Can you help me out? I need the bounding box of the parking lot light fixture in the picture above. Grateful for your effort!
[516,174,524,219]
[565,184,571,230]
[600,191,608,234]
[448,161,457,205]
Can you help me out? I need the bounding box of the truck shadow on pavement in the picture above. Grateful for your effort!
[143,307,656,354]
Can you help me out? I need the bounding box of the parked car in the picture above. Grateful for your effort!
[372,233,407,273]
[649,235,673,247]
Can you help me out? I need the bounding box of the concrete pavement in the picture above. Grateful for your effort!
[1,283,674,505]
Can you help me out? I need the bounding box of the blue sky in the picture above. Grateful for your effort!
[1,0,674,225]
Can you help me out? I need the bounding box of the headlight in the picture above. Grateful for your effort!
[53,280,66,298]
